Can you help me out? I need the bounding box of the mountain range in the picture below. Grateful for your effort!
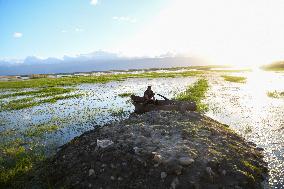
[0,51,209,75]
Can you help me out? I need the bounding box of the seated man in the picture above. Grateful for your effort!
[143,86,155,104]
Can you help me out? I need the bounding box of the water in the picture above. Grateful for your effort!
[205,69,284,188]
[1,70,284,187]
[0,77,196,148]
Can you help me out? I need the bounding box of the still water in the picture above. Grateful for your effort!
[205,69,284,188]
[0,70,283,188]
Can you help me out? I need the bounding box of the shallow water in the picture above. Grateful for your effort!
[205,69,284,188]
[0,77,196,149]
[1,70,284,188]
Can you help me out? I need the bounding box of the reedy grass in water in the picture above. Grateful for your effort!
[221,75,247,83]
[0,71,203,89]
[118,92,133,97]
[0,87,73,99]
[267,90,284,98]
[0,86,82,111]
[175,78,209,111]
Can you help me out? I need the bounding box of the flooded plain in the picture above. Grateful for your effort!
[205,69,284,188]
[0,69,284,188]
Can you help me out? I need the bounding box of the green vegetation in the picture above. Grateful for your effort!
[0,71,204,89]
[0,87,82,111]
[109,108,127,117]
[118,92,133,97]
[24,124,60,138]
[0,123,61,188]
[221,75,247,83]
[261,61,284,71]
[175,78,209,111]
[267,90,284,98]
[0,87,73,99]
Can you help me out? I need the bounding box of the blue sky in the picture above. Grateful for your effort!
[1,0,284,66]
[0,0,169,59]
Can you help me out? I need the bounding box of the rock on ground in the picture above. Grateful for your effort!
[43,111,267,189]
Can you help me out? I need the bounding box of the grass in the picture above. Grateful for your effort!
[0,71,203,89]
[0,93,83,111]
[221,75,247,83]
[267,90,284,98]
[24,124,60,138]
[175,78,209,111]
[0,123,61,188]
[0,87,73,99]
[261,61,284,71]
[0,86,82,111]
[118,92,133,97]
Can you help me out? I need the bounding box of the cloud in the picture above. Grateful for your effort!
[13,32,23,38]
[90,0,98,6]
[75,28,84,32]
[61,30,67,33]
[112,16,137,23]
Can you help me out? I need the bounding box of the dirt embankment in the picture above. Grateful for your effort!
[43,111,267,189]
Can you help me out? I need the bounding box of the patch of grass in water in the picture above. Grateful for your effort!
[23,124,60,138]
[221,75,247,83]
[109,108,127,117]
[175,78,209,111]
[118,92,133,98]
[0,93,82,111]
[0,87,73,99]
[0,97,39,111]
[39,94,83,104]
[0,71,203,89]
[267,90,284,98]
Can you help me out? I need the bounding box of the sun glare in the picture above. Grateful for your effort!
[120,0,284,67]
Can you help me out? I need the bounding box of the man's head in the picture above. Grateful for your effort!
[147,86,151,89]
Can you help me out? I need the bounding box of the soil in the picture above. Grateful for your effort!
[41,110,267,189]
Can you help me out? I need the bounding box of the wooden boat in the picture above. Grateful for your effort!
[130,95,197,114]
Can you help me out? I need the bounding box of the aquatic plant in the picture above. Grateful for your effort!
[267,90,284,98]
[118,92,133,97]
[0,71,203,89]
[175,78,209,111]
[221,75,247,83]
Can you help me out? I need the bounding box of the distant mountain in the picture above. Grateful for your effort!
[0,51,209,75]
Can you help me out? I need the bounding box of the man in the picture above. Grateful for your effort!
[143,86,155,104]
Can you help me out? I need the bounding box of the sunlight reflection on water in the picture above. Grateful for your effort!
[205,69,284,188]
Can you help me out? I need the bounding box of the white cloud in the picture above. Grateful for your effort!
[90,0,98,6]
[112,16,137,23]
[13,32,23,38]
[75,28,84,32]
[61,30,67,33]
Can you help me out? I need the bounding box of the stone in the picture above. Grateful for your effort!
[118,177,123,181]
[153,154,162,163]
[89,169,95,176]
[170,177,179,189]
[161,172,167,179]
[97,139,114,148]
[178,157,195,166]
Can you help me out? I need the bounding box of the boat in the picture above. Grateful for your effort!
[130,94,197,114]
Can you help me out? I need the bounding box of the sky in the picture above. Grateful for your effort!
[1,0,284,66]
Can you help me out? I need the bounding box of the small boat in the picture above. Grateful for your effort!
[130,94,197,114]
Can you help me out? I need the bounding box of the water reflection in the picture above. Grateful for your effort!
[205,69,284,188]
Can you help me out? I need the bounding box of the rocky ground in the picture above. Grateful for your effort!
[40,110,267,189]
